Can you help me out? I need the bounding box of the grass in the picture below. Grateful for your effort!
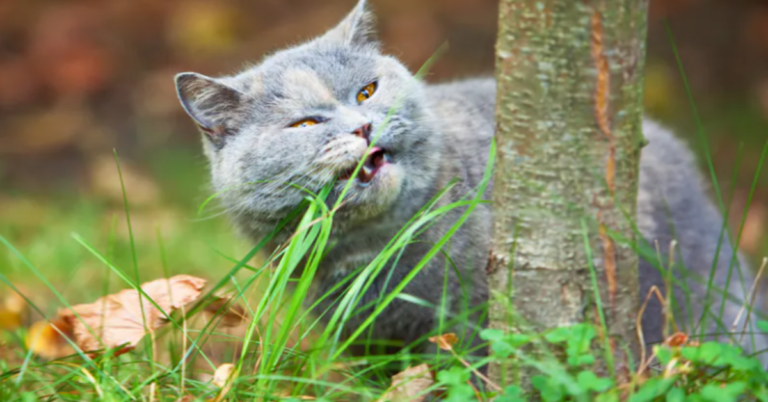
[2,125,767,401]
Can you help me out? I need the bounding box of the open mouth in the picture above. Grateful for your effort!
[339,147,391,185]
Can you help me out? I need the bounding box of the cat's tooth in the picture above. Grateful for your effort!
[362,165,372,177]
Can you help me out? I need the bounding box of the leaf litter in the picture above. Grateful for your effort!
[60,274,206,354]
[24,274,249,359]
[377,363,434,402]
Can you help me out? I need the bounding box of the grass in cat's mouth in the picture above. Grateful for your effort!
[339,146,391,185]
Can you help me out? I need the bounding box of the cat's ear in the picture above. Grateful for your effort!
[175,72,245,142]
[318,0,376,47]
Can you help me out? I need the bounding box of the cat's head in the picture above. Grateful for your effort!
[175,0,441,238]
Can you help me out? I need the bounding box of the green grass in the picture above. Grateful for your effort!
[2,126,767,401]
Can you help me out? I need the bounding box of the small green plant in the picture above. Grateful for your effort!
[465,320,768,402]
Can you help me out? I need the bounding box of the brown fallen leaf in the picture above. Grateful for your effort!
[428,333,458,352]
[664,331,689,348]
[0,290,26,331]
[26,317,75,359]
[58,275,206,355]
[212,363,236,388]
[377,364,434,402]
[203,295,249,328]
[0,310,21,332]
[175,396,217,402]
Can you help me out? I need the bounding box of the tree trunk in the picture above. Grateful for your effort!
[488,0,648,385]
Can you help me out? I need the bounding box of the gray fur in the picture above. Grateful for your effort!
[176,1,766,361]
[638,120,766,354]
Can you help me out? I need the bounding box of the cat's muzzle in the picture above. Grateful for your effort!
[338,146,391,186]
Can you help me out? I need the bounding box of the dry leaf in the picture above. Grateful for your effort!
[59,275,206,355]
[0,310,21,331]
[428,333,457,352]
[664,331,689,347]
[26,317,75,359]
[203,295,249,328]
[378,364,434,402]
[212,363,235,388]
[0,290,26,331]
[175,396,217,402]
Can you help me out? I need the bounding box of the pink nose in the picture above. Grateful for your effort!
[352,123,372,142]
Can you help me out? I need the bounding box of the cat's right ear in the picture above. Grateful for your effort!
[174,72,245,143]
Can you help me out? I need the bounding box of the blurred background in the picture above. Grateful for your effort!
[1,0,768,314]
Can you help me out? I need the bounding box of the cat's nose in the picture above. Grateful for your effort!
[352,123,372,142]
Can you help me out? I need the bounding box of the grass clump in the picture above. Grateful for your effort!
[1,136,766,401]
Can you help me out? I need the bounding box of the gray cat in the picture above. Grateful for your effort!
[175,0,766,362]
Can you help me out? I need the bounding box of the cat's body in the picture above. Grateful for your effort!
[175,1,766,360]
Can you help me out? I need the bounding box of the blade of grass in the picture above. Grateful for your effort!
[581,219,616,381]
[717,138,768,347]
[112,151,151,359]
[664,23,742,339]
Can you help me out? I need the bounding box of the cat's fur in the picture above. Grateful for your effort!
[175,0,767,360]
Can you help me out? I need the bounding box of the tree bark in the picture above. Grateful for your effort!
[489,0,648,384]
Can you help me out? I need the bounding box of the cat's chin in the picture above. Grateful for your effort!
[337,163,402,193]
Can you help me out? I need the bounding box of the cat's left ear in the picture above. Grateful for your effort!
[318,0,376,47]
[174,72,246,143]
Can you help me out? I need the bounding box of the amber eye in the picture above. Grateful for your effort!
[356,82,377,103]
[290,118,319,128]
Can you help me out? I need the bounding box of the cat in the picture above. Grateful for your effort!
[175,0,767,363]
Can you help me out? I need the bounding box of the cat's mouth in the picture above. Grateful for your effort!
[338,147,391,185]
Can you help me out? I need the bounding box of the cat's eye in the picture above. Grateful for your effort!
[356,82,377,103]
[289,118,320,128]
